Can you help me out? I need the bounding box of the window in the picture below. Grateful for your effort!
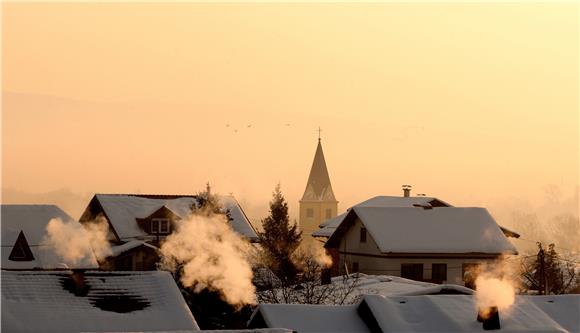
[432,263,447,281]
[360,227,367,243]
[462,263,480,289]
[352,262,359,273]
[325,208,332,219]
[116,255,133,270]
[401,263,424,281]
[306,208,314,218]
[151,218,170,234]
[160,219,169,233]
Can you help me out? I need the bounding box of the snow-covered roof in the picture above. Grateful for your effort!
[326,207,517,255]
[251,303,370,333]
[347,274,473,301]
[356,195,451,208]
[360,294,577,333]
[221,196,260,241]
[109,240,158,258]
[256,273,472,305]
[1,205,99,269]
[1,270,199,333]
[89,328,293,333]
[525,295,580,333]
[250,294,579,333]
[313,195,451,238]
[90,194,258,241]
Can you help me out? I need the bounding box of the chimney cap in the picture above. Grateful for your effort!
[402,185,412,197]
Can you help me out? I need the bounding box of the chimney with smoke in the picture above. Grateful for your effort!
[63,269,89,297]
[478,306,501,330]
[402,185,412,197]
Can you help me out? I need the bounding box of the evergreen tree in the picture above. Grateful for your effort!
[191,182,232,221]
[259,184,302,282]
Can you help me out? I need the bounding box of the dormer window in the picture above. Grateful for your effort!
[151,218,170,234]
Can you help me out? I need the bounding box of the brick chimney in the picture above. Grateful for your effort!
[402,185,412,197]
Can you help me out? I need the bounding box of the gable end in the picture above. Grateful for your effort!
[9,231,35,261]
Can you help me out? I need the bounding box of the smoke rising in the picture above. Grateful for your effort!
[474,262,517,319]
[295,240,333,268]
[159,213,256,306]
[41,217,112,266]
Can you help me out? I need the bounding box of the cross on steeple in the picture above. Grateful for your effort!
[318,127,322,141]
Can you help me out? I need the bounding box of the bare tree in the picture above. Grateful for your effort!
[255,246,360,305]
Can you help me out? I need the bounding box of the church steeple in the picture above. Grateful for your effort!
[301,139,337,202]
[299,135,338,238]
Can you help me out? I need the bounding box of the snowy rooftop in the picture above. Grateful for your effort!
[1,204,99,269]
[109,240,158,257]
[250,294,579,333]
[250,303,369,333]
[91,194,258,241]
[256,273,472,305]
[346,274,473,301]
[326,207,518,254]
[1,270,199,333]
[314,195,451,238]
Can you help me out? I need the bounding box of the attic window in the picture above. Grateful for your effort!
[9,231,34,261]
[306,208,314,218]
[151,218,170,234]
[360,227,367,243]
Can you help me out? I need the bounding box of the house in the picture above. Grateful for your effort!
[1,270,200,333]
[1,204,99,270]
[248,294,579,333]
[79,193,259,270]
[323,205,518,287]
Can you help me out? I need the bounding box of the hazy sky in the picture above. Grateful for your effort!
[2,3,578,226]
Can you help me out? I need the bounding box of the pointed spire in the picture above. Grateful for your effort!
[301,137,337,202]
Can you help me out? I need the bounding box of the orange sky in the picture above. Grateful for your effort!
[1,3,578,226]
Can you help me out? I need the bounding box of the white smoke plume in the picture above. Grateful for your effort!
[474,261,517,319]
[159,213,256,306]
[41,218,112,266]
[295,240,333,268]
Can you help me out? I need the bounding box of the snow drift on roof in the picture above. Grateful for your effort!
[1,270,199,333]
[348,206,517,254]
[1,205,99,269]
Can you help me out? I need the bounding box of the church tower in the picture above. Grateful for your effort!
[299,136,338,238]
